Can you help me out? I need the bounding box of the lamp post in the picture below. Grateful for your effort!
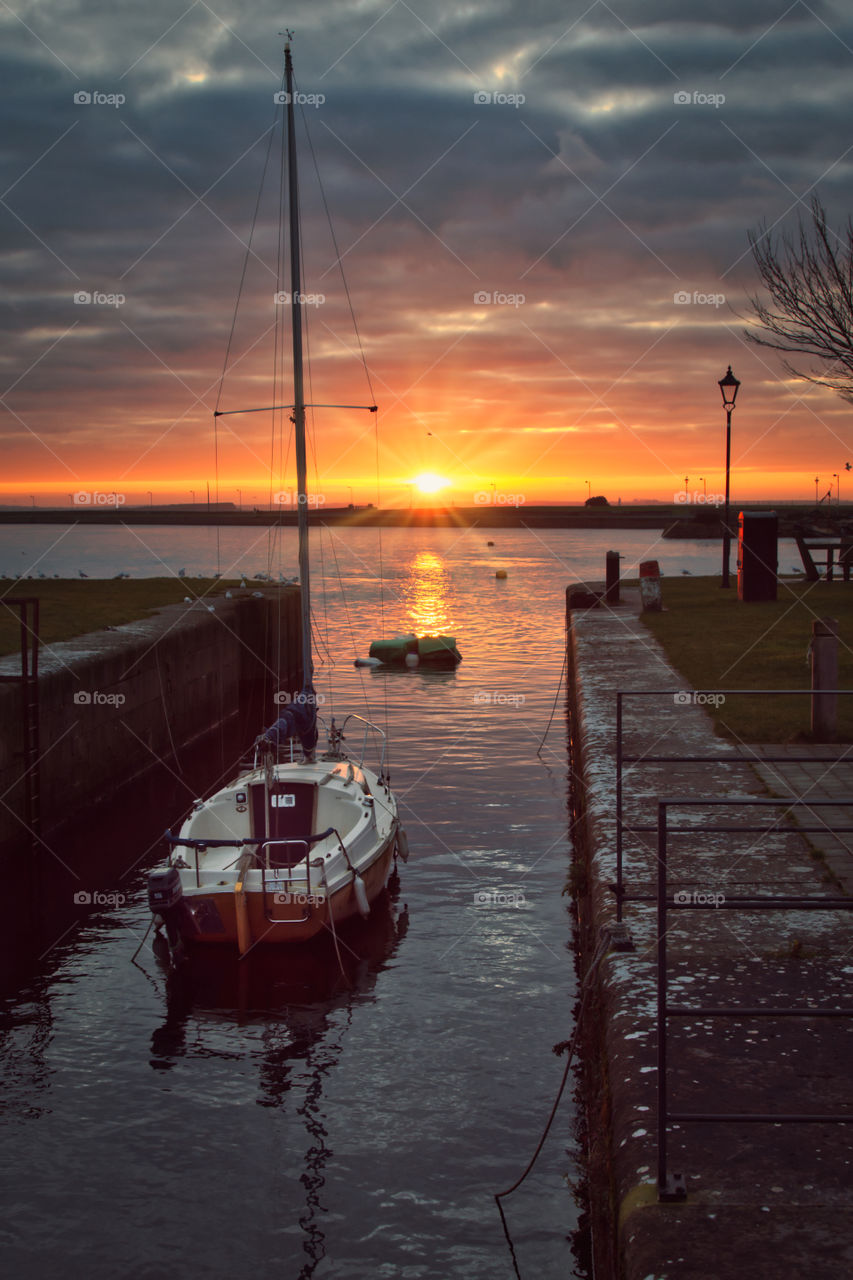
[833,473,839,504]
[700,476,706,497]
[718,365,740,588]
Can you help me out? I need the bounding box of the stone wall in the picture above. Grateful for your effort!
[0,589,301,855]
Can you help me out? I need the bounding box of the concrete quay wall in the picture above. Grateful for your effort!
[567,590,853,1280]
[0,589,301,855]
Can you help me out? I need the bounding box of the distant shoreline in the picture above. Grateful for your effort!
[0,502,837,531]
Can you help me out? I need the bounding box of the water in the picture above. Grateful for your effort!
[0,523,790,1278]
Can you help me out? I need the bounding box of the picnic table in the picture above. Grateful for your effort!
[794,531,853,581]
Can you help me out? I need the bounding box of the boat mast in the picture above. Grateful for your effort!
[284,39,313,699]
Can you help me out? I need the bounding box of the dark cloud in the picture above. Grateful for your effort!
[1,0,852,499]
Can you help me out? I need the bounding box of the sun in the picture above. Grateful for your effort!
[413,471,448,495]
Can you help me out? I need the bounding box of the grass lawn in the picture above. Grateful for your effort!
[637,576,853,742]
[0,577,240,658]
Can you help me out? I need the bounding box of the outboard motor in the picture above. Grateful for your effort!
[147,866,190,960]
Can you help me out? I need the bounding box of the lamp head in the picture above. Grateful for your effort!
[718,365,740,409]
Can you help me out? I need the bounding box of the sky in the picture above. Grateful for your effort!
[2,0,853,507]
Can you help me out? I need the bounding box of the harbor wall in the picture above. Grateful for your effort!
[0,589,302,857]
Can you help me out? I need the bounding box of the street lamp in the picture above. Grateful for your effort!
[833,473,839,504]
[236,488,242,511]
[585,479,591,501]
[718,365,740,589]
[147,490,153,507]
[189,489,195,504]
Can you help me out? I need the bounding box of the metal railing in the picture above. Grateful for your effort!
[615,688,853,921]
[655,795,853,1200]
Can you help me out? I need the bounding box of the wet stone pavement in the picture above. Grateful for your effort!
[568,588,853,1280]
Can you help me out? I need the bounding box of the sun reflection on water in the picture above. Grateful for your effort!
[403,550,453,635]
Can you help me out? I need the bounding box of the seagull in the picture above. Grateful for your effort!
[79,570,88,578]
[178,568,186,578]
[225,590,233,599]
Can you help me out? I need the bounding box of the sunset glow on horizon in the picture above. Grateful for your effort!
[2,6,851,510]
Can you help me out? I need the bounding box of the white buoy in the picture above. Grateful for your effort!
[353,873,370,918]
[405,652,419,667]
[354,657,382,667]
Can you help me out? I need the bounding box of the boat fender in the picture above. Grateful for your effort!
[353,872,370,918]
[396,827,410,863]
[405,652,419,667]
[354,657,382,667]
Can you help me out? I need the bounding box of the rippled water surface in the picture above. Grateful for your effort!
[0,524,761,1278]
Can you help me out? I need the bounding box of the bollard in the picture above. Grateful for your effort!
[605,550,620,605]
[639,560,662,612]
[811,617,839,740]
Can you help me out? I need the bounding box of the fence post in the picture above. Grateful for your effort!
[811,617,839,740]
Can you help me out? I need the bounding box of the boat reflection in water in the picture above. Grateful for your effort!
[147,875,408,1277]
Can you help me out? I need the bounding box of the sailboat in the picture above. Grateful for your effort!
[147,38,407,958]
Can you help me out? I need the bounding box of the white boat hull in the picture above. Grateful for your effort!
[154,755,402,954]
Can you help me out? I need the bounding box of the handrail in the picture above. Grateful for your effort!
[655,795,853,1201]
[165,826,334,850]
[615,687,853,921]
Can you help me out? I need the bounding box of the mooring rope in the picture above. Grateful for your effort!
[536,647,568,757]
[493,923,614,1277]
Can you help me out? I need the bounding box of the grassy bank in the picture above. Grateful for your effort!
[0,578,238,658]
[638,576,853,741]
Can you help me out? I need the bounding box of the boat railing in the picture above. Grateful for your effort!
[165,826,335,891]
[319,713,388,776]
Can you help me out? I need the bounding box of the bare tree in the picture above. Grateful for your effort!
[745,197,853,402]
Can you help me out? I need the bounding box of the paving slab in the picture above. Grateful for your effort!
[568,588,853,1280]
